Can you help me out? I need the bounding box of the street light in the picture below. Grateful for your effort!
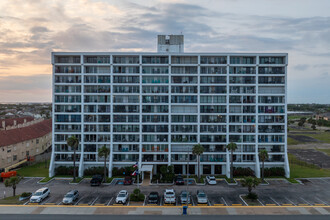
[186,149,189,207]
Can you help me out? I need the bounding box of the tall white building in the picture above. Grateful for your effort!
[50,35,290,178]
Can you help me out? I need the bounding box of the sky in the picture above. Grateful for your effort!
[0,0,329,103]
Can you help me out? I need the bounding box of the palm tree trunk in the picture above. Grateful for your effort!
[230,150,234,181]
[73,147,76,182]
[13,185,16,197]
[104,157,107,183]
[197,155,200,182]
[262,160,265,182]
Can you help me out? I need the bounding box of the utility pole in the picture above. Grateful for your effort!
[186,149,189,207]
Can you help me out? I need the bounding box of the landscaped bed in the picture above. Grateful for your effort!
[241,195,262,206]
[0,195,26,205]
[16,161,49,177]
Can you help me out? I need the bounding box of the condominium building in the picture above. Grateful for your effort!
[50,35,289,178]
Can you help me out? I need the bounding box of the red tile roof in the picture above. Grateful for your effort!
[0,117,34,128]
[0,119,52,147]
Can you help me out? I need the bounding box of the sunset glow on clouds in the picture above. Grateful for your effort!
[0,0,329,103]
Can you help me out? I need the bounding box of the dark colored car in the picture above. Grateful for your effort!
[123,176,132,185]
[175,175,184,185]
[148,192,159,204]
[90,175,103,186]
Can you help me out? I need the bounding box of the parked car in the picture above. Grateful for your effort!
[116,190,129,204]
[30,187,50,203]
[123,176,132,185]
[175,175,184,185]
[197,190,208,204]
[90,175,103,186]
[148,192,159,204]
[179,191,191,204]
[62,190,79,205]
[206,176,217,185]
[164,189,176,204]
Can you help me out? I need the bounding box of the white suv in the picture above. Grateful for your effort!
[164,189,176,204]
[116,190,128,204]
[30,187,50,203]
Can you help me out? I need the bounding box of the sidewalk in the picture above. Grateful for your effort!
[0,205,329,215]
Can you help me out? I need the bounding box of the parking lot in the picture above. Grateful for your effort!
[1,177,330,207]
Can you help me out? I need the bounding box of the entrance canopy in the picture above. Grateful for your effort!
[140,165,153,172]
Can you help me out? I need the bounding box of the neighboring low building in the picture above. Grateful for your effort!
[316,113,330,121]
[0,118,52,169]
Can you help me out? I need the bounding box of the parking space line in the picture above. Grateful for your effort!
[40,197,51,205]
[90,196,99,206]
[315,197,328,206]
[269,197,280,206]
[221,197,228,206]
[57,202,62,205]
[21,178,35,184]
[207,199,211,206]
[284,197,296,206]
[106,197,113,206]
[74,196,85,206]
[257,199,264,206]
[300,197,311,205]
[23,201,29,205]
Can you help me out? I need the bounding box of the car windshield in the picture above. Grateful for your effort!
[198,193,206,198]
[150,194,158,198]
[34,192,43,196]
[118,193,126,197]
[166,192,174,195]
[209,177,215,180]
[65,194,74,198]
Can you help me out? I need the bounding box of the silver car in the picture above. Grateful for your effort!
[180,191,191,204]
[62,190,79,205]
[197,190,208,204]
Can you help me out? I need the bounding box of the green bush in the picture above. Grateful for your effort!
[55,166,77,176]
[233,167,255,177]
[21,192,31,197]
[112,166,134,176]
[130,188,145,201]
[133,188,140,195]
[246,192,258,200]
[84,167,107,176]
[263,167,285,177]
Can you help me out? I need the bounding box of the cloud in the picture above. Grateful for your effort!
[294,64,309,71]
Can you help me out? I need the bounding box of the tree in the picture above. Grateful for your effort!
[241,176,261,196]
[192,144,204,182]
[226,142,237,181]
[259,150,269,182]
[311,124,316,130]
[98,145,110,182]
[67,136,79,182]
[4,176,21,197]
[298,121,304,127]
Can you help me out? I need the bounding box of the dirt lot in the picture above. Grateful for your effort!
[288,135,320,143]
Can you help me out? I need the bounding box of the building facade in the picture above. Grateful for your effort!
[0,118,52,169]
[50,35,289,178]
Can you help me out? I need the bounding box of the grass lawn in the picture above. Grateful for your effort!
[16,161,49,177]
[316,148,330,156]
[288,153,330,178]
[0,195,25,205]
[287,137,302,145]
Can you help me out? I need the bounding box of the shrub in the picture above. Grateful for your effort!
[21,192,32,197]
[233,167,255,177]
[55,166,78,176]
[246,192,258,200]
[133,188,140,195]
[112,166,134,176]
[263,167,285,177]
[84,167,107,176]
[130,188,145,201]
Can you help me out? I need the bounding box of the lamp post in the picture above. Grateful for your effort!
[186,149,189,207]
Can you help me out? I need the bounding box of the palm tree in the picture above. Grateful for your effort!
[98,145,110,183]
[67,135,79,182]
[4,176,21,196]
[259,150,269,182]
[241,176,261,196]
[192,143,204,182]
[226,142,237,181]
